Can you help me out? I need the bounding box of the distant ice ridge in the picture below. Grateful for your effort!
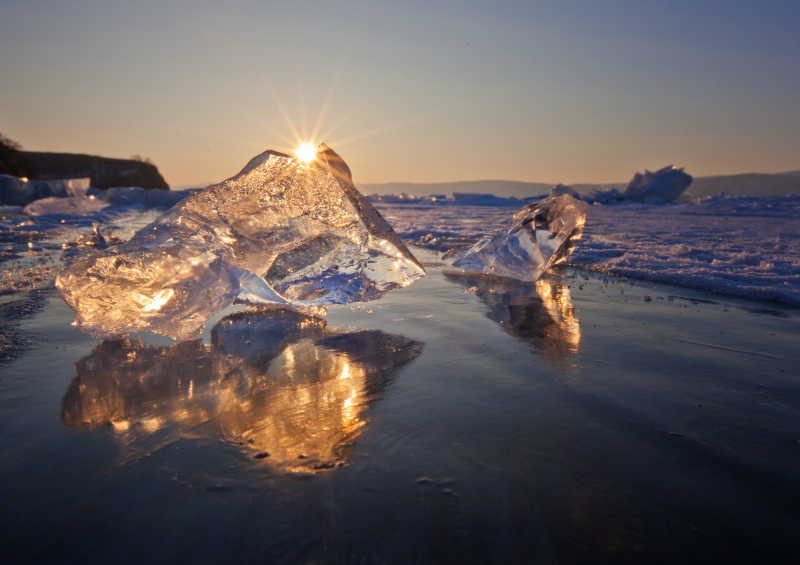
[56,145,425,340]
[552,165,693,204]
[450,194,588,282]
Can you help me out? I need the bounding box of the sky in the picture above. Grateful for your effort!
[1,0,799,190]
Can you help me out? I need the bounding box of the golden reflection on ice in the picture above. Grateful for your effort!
[214,340,373,470]
[60,310,422,473]
[444,272,581,360]
[535,278,581,351]
[143,288,174,312]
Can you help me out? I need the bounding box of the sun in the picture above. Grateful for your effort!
[295,142,317,164]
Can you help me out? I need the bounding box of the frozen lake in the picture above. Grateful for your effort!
[1,246,799,563]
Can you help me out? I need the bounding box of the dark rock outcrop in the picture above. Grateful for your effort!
[22,152,169,189]
[0,137,37,179]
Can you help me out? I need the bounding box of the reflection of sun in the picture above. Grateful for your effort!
[295,142,317,164]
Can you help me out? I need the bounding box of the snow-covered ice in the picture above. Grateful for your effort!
[375,194,800,305]
[570,196,800,304]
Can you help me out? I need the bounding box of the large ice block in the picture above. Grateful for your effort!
[451,194,588,282]
[56,145,425,339]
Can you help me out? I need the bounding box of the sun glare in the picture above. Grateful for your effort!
[295,142,317,164]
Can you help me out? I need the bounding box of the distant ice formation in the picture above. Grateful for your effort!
[56,145,425,340]
[623,165,693,203]
[551,165,692,204]
[0,174,90,206]
[450,194,588,282]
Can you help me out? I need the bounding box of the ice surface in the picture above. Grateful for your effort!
[60,308,423,472]
[450,194,588,282]
[375,194,800,304]
[444,272,581,360]
[569,195,800,304]
[0,174,90,205]
[24,195,110,216]
[56,145,425,339]
[88,186,191,208]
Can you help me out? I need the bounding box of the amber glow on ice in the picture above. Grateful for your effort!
[144,288,174,312]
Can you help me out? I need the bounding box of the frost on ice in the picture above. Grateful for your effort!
[56,144,425,340]
[451,194,588,282]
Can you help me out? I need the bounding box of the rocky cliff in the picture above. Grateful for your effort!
[22,152,169,189]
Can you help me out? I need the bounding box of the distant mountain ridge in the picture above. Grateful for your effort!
[688,171,800,198]
[362,170,800,199]
[361,180,552,199]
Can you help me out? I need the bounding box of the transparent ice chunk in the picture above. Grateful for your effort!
[451,194,588,282]
[56,145,425,339]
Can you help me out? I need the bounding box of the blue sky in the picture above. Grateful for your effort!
[1,0,798,188]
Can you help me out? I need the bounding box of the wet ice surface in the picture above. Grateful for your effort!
[62,310,422,473]
[1,252,799,563]
[1,192,800,562]
[377,195,800,304]
[0,206,162,295]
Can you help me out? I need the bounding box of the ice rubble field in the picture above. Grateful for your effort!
[376,195,800,305]
[1,193,798,306]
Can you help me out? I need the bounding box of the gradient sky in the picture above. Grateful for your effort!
[2,0,799,189]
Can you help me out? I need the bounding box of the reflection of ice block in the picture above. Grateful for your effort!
[444,272,580,360]
[56,145,425,340]
[451,194,588,282]
[60,309,423,472]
